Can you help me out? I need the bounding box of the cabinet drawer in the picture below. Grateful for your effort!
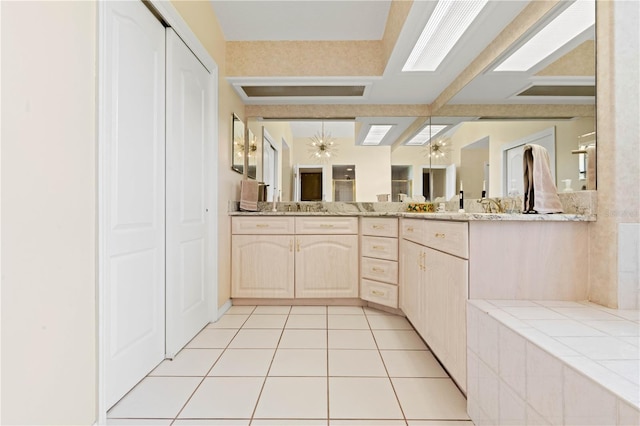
[295,217,358,234]
[360,279,398,308]
[232,217,294,234]
[361,217,398,238]
[423,221,468,259]
[361,257,398,284]
[401,218,427,245]
[361,236,398,261]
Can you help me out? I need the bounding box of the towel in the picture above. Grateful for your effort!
[586,145,596,190]
[240,179,259,211]
[522,144,563,214]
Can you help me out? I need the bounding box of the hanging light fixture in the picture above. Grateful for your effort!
[308,121,338,162]
[235,132,258,158]
[425,137,452,163]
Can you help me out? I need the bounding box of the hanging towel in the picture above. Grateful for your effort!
[586,145,596,190]
[522,144,563,214]
[240,179,259,211]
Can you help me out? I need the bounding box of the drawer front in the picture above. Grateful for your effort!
[295,217,358,234]
[361,257,398,284]
[361,217,398,238]
[361,236,398,261]
[400,218,427,245]
[232,217,294,234]
[423,220,469,258]
[360,279,398,308]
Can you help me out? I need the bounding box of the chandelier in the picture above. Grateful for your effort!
[308,122,338,162]
[234,133,258,158]
[425,137,452,163]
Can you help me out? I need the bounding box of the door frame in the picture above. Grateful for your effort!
[97,1,219,422]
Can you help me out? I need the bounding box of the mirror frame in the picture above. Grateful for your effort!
[231,113,245,175]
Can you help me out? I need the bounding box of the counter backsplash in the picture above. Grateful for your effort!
[229,190,596,216]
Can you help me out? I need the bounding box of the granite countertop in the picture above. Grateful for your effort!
[228,196,596,222]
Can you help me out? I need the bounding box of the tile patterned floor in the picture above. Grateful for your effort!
[107,305,472,426]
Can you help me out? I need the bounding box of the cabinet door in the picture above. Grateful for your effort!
[296,235,358,298]
[422,247,468,391]
[399,239,425,331]
[232,235,294,298]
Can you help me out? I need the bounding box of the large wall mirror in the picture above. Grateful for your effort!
[245,0,595,202]
[231,113,245,175]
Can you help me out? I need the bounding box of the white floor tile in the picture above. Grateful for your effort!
[328,330,377,349]
[328,306,364,315]
[392,378,469,420]
[228,329,282,349]
[373,330,427,350]
[150,349,222,376]
[328,314,370,329]
[107,420,172,425]
[208,349,275,376]
[243,314,288,329]
[279,329,327,349]
[253,305,291,314]
[380,350,448,378]
[253,420,327,426]
[329,377,403,419]
[269,349,327,376]
[178,377,263,419]
[332,421,405,425]
[227,305,256,314]
[254,377,327,419]
[207,314,249,329]
[286,314,327,329]
[174,421,249,426]
[186,329,238,349]
[290,305,327,314]
[108,377,201,419]
[329,349,387,377]
[367,315,413,330]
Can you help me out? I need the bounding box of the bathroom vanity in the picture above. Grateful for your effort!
[229,206,592,392]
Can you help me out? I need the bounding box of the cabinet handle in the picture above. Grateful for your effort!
[319,224,334,228]
[255,224,269,228]
[435,232,445,239]
[371,290,386,297]
[406,226,414,232]
[372,245,384,250]
[419,251,426,271]
[372,225,385,230]
[296,239,300,252]
[372,267,385,273]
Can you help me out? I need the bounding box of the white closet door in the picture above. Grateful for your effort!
[103,1,166,408]
[165,28,213,357]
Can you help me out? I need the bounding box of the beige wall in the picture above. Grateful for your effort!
[1,2,97,424]
[591,0,640,308]
[171,0,246,309]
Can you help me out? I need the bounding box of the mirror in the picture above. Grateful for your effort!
[231,113,245,175]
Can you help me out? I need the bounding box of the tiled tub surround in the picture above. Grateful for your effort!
[467,299,640,426]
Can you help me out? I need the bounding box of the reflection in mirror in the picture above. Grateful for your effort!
[231,113,245,175]
[332,165,355,202]
[246,129,257,179]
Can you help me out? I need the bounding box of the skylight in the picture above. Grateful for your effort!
[362,125,394,146]
[405,125,448,146]
[403,0,489,72]
[494,0,595,72]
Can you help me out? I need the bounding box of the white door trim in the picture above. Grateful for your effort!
[97,1,219,423]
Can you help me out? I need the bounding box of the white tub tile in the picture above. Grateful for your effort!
[583,320,640,337]
[478,358,500,423]
[555,336,639,360]
[524,319,606,337]
[478,311,499,373]
[499,381,526,426]
[526,343,563,425]
[499,324,527,399]
[598,359,640,385]
[501,307,566,320]
[467,303,479,355]
[563,367,617,425]
[618,400,640,426]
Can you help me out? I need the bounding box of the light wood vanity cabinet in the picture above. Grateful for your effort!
[360,218,399,308]
[400,218,468,392]
[231,216,358,299]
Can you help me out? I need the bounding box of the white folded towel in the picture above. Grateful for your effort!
[240,179,259,211]
[586,145,596,190]
[523,144,563,214]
